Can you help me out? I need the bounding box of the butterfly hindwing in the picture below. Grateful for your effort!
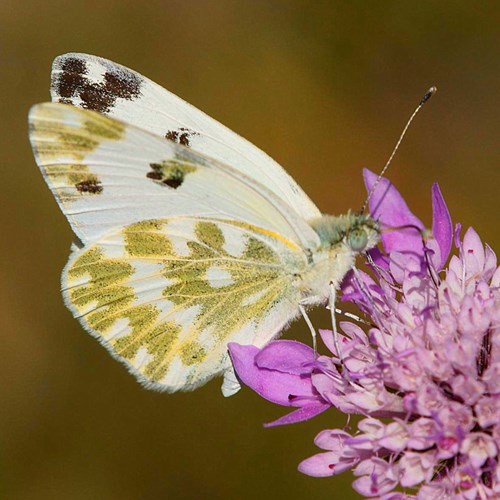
[63,216,306,391]
[50,53,321,221]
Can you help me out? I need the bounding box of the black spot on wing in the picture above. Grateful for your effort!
[146,171,163,180]
[57,57,88,99]
[162,177,183,189]
[63,57,87,75]
[165,130,179,143]
[53,57,142,114]
[102,71,140,100]
[165,127,198,147]
[75,178,103,194]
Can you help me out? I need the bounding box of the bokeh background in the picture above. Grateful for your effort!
[1,1,498,499]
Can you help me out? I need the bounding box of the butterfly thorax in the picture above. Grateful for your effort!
[297,212,380,301]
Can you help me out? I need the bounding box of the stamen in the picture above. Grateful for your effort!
[332,308,373,326]
[329,283,344,363]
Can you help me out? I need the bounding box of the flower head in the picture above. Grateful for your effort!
[229,170,500,498]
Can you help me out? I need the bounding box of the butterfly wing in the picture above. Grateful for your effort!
[50,53,322,221]
[29,103,319,249]
[30,103,320,392]
[63,216,307,392]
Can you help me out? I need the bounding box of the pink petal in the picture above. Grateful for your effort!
[255,340,314,375]
[475,396,500,428]
[492,267,500,288]
[462,227,485,276]
[353,458,399,496]
[431,183,453,270]
[367,247,390,270]
[314,429,352,451]
[482,362,500,394]
[363,168,424,256]
[484,244,498,281]
[298,452,356,477]
[264,403,329,427]
[318,329,337,356]
[399,450,436,487]
[378,421,409,452]
[460,432,497,468]
[228,343,316,406]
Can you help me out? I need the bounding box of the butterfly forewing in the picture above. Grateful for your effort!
[50,53,321,221]
[30,103,319,249]
[63,217,305,391]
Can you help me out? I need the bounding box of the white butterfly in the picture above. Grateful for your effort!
[29,53,380,395]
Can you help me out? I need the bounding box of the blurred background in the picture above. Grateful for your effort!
[1,1,498,499]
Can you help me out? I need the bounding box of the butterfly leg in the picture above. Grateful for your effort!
[298,300,317,354]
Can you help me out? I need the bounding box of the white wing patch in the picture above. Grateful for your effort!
[50,53,321,221]
[62,217,306,391]
[206,266,234,288]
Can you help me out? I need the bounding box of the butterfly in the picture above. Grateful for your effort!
[29,53,380,396]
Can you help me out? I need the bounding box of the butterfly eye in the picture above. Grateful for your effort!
[348,228,368,252]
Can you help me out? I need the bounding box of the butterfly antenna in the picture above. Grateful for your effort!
[361,86,437,213]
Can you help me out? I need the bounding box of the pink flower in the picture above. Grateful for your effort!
[229,170,500,497]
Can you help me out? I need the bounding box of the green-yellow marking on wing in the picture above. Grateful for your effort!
[66,244,180,381]
[150,159,197,177]
[31,104,125,199]
[147,159,198,187]
[43,164,103,199]
[180,341,207,366]
[83,117,124,141]
[124,220,173,257]
[32,104,125,160]
[68,247,135,331]
[159,220,288,348]
[66,217,302,385]
[195,220,225,250]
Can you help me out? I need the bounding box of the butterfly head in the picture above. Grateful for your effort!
[310,212,380,256]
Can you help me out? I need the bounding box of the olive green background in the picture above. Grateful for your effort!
[1,2,498,499]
